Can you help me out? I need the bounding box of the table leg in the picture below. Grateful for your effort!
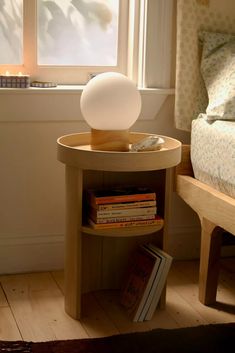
[64,166,83,319]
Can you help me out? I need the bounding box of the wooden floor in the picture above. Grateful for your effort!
[0,258,234,342]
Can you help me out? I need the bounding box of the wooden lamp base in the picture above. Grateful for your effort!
[90,128,130,152]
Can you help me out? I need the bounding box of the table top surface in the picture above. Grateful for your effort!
[57,131,182,171]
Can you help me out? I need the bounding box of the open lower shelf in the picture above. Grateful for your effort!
[82,219,164,237]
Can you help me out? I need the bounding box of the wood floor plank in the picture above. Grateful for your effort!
[1,272,88,341]
[81,292,119,337]
[175,258,235,303]
[94,290,152,333]
[147,305,180,329]
[169,261,235,324]
[52,271,119,338]
[0,259,234,342]
[0,284,8,307]
[0,307,22,341]
[165,286,208,327]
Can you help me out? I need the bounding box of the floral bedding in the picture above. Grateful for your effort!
[191,114,235,198]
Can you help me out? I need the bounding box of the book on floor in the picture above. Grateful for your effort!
[120,245,161,322]
[120,243,173,322]
[138,244,173,321]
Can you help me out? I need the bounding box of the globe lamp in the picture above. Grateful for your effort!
[80,72,141,151]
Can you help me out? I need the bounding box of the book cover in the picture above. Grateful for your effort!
[142,244,173,321]
[95,200,157,211]
[89,214,156,224]
[120,246,160,321]
[131,246,162,322]
[86,185,156,206]
[89,206,157,219]
[87,215,163,229]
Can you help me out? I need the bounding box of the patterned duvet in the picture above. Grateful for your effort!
[191,114,235,198]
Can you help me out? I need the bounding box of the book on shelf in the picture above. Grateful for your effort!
[120,246,161,322]
[87,215,163,229]
[120,243,173,322]
[89,206,157,219]
[89,214,156,224]
[138,244,173,322]
[93,200,157,211]
[86,185,156,207]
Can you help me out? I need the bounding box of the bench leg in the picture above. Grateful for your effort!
[199,218,223,305]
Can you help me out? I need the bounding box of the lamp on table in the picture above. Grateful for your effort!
[80,72,141,151]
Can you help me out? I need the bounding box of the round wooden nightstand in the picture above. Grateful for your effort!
[57,132,181,319]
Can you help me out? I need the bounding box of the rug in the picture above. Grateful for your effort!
[0,323,234,353]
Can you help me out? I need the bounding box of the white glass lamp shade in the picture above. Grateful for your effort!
[80,72,141,130]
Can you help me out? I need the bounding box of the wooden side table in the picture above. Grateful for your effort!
[57,132,181,319]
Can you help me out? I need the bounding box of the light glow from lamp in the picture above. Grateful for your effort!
[80,72,141,131]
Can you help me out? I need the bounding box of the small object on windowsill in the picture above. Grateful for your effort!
[0,71,30,88]
[130,135,165,152]
[31,81,57,88]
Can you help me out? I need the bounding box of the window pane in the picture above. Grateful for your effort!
[0,0,23,65]
[37,0,119,66]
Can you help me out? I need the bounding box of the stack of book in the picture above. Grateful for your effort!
[85,185,162,229]
[120,243,173,322]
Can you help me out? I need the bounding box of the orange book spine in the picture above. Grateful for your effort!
[91,193,156,205]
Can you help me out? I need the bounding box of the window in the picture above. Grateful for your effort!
[0,0,128,84]
[37,0,119,66]
[0,0,173,87]
[0,0,23,65]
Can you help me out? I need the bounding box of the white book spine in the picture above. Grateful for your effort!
[144,253,172,321]
[94,214,155,224]
[138,243,173,321]
[138,253,166,322]
[94,207,157,218]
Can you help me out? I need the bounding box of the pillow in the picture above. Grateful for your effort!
[199,31,235,121]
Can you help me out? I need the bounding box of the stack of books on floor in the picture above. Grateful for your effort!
[120,243,173,322]
[85,185,162,229]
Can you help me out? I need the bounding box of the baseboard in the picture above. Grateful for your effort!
[0,227,234,275]
[0,233,64,275]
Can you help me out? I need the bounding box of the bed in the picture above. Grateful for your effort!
[175,1,235,306]
[176,128,235,305]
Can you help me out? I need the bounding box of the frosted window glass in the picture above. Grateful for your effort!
[0,0,23,65]
[37,0,119,66]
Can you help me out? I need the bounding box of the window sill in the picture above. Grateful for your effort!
[0,85,175,95]
[0,86,175,122]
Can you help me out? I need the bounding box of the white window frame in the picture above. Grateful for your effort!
[0,0,129,84]
[0,0,173,88]
[133,0,174,89]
